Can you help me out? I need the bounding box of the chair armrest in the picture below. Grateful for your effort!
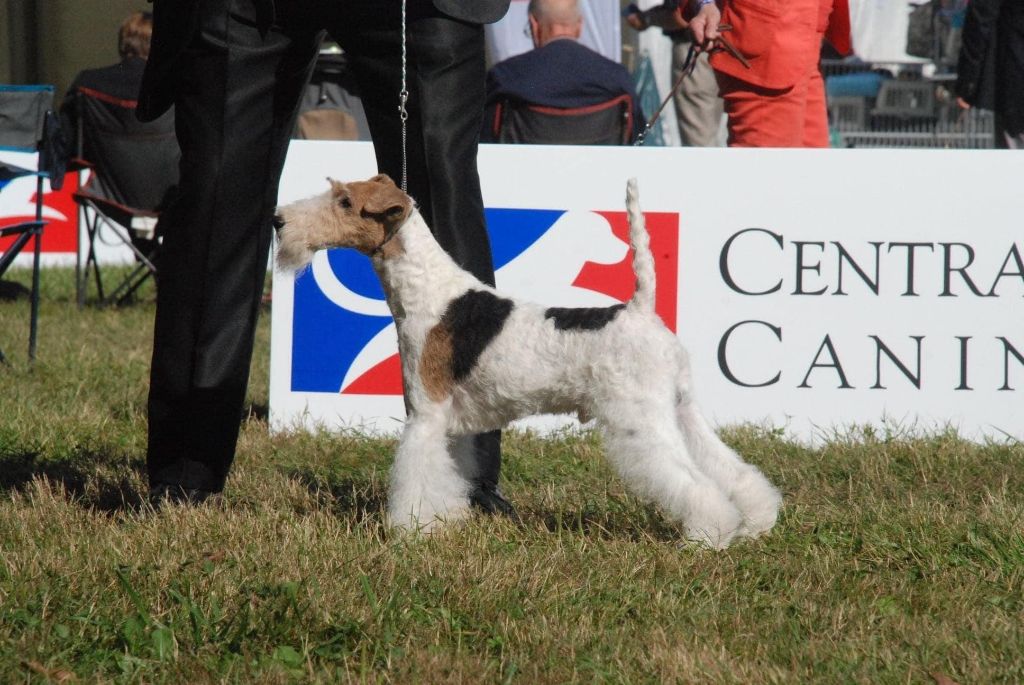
[67,157,93,172]
[0,220,45,238]
[73,190,159,237]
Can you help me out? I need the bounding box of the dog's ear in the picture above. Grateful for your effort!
[361,181,411,222]
[328,177,345,194]
[369,173,396,187]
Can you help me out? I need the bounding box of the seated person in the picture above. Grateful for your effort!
[483,0,646,143]
[60,10,152,154]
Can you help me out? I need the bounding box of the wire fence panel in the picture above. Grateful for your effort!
[822,59,995,149]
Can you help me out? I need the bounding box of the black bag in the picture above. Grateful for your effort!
[906,1,937,59]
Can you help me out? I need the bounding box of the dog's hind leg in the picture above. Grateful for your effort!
[388,406,472,533]
[599,407,742,549]
[673,365,782,539]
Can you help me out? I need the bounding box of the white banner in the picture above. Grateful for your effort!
[270,142,1023,443]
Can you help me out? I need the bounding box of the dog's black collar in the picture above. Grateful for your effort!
[369,212,409,257]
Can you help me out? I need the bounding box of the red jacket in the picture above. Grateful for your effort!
[710,0,851,90]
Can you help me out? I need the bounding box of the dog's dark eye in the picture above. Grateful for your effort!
[339,196,352,209]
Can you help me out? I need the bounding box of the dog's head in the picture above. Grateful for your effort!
[274,173,413,271]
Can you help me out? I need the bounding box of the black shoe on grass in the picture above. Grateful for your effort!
[469,483,516,518]
[149,482,218,508]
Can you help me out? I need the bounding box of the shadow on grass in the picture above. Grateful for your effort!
[0,450,147,514]
[0,280,31,301]
[286,466,683,541]
[285,468,388,523]
[536,504,682,542]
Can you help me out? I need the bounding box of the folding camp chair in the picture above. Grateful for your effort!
[488,94,634,145]
[0,84,66,362]
[71,86,178,307]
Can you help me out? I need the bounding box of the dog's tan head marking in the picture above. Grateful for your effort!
[274,174,412,271]
[330,174,412,258]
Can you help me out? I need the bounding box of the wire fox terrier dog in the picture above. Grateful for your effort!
[275,174,781,548]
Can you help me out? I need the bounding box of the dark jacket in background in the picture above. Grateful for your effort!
[956,0,1024,134]
[61,56,147,155]
[483,39,646,142]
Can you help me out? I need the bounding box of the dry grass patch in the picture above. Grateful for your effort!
[1,268,1022,683]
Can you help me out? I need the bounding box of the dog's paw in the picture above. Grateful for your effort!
[387,511,446,535]
[736,492,782,540]
[684,522,739,550]
[683,496,743,550]
[729,467,783,539]
[387,496,471,535]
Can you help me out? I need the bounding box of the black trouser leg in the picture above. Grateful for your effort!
[147,0,321,491]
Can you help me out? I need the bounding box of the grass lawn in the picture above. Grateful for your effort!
[1,267,1022,684]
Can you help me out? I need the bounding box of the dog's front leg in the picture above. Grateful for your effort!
[387,407,473,533]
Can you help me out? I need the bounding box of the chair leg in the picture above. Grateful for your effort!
[78,211,106,305]
[29,175,44,362]
[76,204,161,307]
[117,269,153,306]
[102,262,155,307]
[29,224,41,362]
[89,235,105,303]
[0,223,46,363]
[76,205,87,309]
[104,235,158,307]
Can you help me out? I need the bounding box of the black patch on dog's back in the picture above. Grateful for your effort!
[443,290,514,381]
[545,304,626,331]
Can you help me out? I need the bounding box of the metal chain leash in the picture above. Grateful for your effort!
[399,0,410,192]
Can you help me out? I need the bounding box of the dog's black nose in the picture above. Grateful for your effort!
[272,214,285,232]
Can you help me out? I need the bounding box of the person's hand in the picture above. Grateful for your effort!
[956,96,971,110]
[625,11,648,31]
[689,1,721,46]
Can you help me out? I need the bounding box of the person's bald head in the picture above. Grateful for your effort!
[528,0,583,47]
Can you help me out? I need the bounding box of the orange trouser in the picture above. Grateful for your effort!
[716,49,829,148]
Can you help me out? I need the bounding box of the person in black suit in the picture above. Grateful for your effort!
[60,11,153,155]
[482,0,645,143]
[956,0,1024,149]
[140,0,514,513]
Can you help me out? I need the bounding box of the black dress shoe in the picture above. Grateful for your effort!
[149,482,218,508]
[469,483,516,518]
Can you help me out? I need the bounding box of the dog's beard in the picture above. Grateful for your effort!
[275,226,316,272]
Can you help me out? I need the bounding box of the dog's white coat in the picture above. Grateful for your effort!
[276,177,782,548]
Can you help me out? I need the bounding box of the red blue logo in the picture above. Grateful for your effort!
[0,168,79,254]
[290,207,679,394]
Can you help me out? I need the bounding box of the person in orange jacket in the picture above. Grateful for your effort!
[689,0,851,147]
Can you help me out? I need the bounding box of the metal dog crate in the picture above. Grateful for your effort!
[824,61,995,149]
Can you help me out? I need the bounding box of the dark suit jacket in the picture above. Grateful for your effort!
[956,0,1024,133]
[61,56,148,155]
[483,39,646,141]
[137,0,510,122]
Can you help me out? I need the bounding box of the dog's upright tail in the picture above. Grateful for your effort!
[626,178,656,314]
